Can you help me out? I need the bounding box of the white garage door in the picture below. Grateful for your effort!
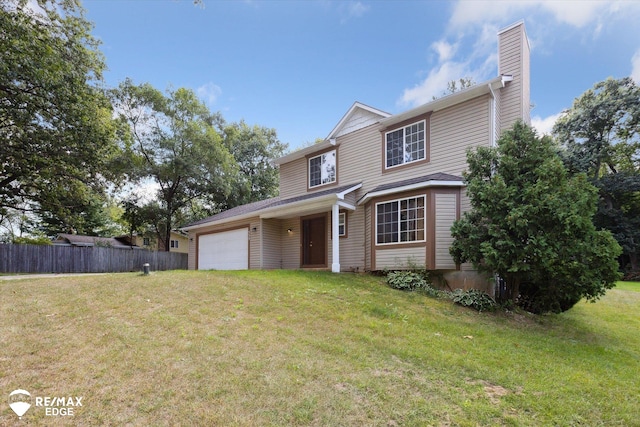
[198,228,248,270]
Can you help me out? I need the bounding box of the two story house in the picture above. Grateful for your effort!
[183,21,530,291]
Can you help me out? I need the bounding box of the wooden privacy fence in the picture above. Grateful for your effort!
[0,244,188,274]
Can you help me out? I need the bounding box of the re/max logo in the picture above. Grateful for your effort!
[35,396,83,407]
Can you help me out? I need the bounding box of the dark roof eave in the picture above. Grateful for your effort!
[182,183,362,231]
[357,173,464,205]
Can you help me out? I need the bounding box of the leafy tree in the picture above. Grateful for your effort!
[450,121,621,313]
[221,121,287,209]
[37,185,113,236]
[433,77,475,100]
[0,0,120,230]
[118,195,149,248]
[111,79,237,251]
[553,77,640,272]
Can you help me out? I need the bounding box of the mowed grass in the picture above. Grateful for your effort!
[0,272,638,426]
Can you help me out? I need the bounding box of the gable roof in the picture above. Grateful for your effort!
[273,102,390,166]
[182,183,362,230]
[326,101,391,140]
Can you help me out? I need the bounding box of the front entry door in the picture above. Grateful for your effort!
[302,216,326,267]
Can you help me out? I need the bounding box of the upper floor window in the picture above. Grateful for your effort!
[385,120,426,169]
[309,149,336,188]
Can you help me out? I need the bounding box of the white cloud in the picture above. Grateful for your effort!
[196,82,222,106]
[449,0,611,29]
[432,40,457,62]
[347,1,369,18]
[632,49,640,84]
[400,61,469,107]
[531,112,562,136]
[399,26,496,108]
[399,1,640,110]
[338,1,369,23]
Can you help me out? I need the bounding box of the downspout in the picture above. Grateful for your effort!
[488,83,497,147]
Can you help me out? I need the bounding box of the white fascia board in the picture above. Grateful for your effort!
[337,183,362,199]
[336,200,356,211]
[357,180,465,205]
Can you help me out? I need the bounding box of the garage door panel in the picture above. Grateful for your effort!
[198,228,248,270]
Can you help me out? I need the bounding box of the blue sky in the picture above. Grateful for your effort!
[84,0,640,151]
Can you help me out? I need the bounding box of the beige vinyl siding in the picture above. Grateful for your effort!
[261,218,282,269]
[376,247,426,270]
[334,124,380,193]
[188,234,196,269]
[435,193,457,269]
[278,93,492,203]
[338,208,365,271]
[278,156,308,198]
[429,96,492,177]
[365,204,372,270]
[281,218,300,269]
[249,220,261,269]
[332,97,491,201]
[498,22,530,132]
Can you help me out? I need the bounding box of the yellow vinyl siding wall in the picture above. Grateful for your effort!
[434,193,457,269]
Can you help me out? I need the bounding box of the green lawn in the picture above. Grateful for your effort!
[1,271,638,426]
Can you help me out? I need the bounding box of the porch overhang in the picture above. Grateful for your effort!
[182,183,362,231]
[260,183,361,219]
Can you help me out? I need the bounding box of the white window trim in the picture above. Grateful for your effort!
[375,195,427,246]
[338,212,346,237]
[309,149,337,189]
[384,119,426,170]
